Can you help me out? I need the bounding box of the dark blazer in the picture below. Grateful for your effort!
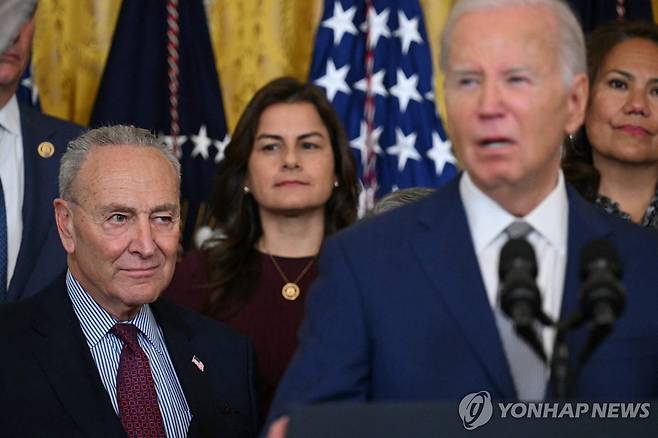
[267,176,658,423]
[0,274,259,437]
[5,104,82,301]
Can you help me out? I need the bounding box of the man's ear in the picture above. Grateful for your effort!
[565,73,589,135]
[53,198,75,254]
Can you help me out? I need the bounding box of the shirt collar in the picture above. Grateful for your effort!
[460,171,568,254]
[0,96,21,136]
[524,171,568,253]
[66,270,165,354]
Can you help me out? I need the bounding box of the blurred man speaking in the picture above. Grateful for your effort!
[266,0,658,435]
[0,126,258,437]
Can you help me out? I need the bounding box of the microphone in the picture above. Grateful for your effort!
[578,238,625,364]
[498,238,551,363]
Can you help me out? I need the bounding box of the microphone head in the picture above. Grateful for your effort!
[580,238,623,280]
[499,238,538,281]
[578,238,626,365]
[579,238,625,325]
[498,238,542,325]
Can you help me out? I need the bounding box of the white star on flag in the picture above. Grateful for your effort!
[314,59,351,101]
[427,132,457,175]
[424,90,435,102]
[387,128,420,171]
[390,69,422,112]
[354,69,388,98]
[162,134,188,159]
[361,7,390,48]
[357,180,378,217]
[214,134,231,163]
[20,74,39,106]
[191,125,213,160]
[322,2,358,45]
[394,11,423,54]
[310,0,459,204]
[350,121,383,165]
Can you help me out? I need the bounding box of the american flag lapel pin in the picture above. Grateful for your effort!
[192,355,205,372]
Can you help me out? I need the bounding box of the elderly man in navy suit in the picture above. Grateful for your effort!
[0,125,258,437]
[265,0,658,435]
[0,6,82,301]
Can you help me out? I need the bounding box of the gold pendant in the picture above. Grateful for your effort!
[281,282,300,301]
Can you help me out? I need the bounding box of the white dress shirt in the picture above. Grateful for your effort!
[459,171,569,361]
[66,271,192,437]
[0,95,24,290]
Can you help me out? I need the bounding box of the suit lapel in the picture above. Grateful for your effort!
[29,279,126,437]
[151,300,218,437]
[9,105,60,298]
[410,178,516,399]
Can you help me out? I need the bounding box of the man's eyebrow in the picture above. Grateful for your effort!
[151,203,180,215]
[449,68,482,76]
[449,66,532,76]
[98,203,136,215]
[503,66,531,75]
[97,203,179,215]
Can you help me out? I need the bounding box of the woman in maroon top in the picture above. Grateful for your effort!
[165,77,358,419]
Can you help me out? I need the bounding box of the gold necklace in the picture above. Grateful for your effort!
[268,253,316,301]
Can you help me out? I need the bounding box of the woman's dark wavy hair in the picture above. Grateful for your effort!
[205,77,359,316]
[563,20,658,201]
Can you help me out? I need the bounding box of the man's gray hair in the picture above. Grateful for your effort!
[440,0,586,85]
[370,187,436,216]
[59,125,181,199]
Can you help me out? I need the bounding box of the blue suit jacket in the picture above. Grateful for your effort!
[5,104,82,301]
[0,273,259,437]
[268,177,658,422]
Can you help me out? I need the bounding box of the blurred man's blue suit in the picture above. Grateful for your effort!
[268,176,658,422]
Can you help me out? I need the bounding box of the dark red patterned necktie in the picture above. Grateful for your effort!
[111,323,166,438]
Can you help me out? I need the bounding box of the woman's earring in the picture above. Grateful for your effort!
[243,186,250,194]
[333,181,339,188]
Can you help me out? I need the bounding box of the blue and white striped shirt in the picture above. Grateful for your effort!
[66,271,192,437]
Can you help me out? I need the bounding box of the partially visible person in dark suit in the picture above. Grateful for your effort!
[165,77,359,418]
[0,125,258,437]
[563,20,658,229]
[0,5,83,302]
[265,1,658,436]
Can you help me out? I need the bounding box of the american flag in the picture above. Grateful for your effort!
[310,0,458,213]
[90,0,228,248]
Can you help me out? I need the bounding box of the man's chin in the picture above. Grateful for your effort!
[469,170,519,192]
[118,280,166,303]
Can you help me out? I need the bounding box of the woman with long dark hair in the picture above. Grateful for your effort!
[165,77,359,415]
[563,21,658,228]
